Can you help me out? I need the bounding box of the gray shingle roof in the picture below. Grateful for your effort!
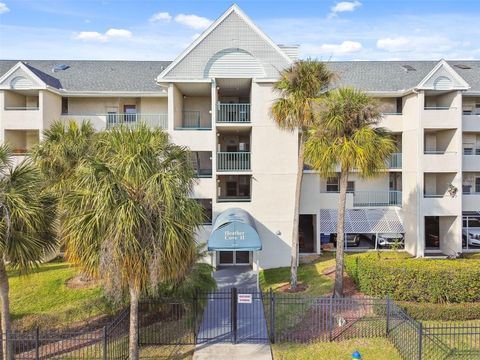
[1,59,480,93]
[0,60,172,92]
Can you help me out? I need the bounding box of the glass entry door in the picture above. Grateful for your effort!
[219,251,251,265]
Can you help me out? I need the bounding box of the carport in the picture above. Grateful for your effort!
[319,208,405,250]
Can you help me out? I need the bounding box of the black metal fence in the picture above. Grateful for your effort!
[3,291,480,359]
[267,291,480,360]
[3,307,129,360]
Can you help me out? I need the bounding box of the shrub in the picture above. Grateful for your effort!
[345,253,480,303]
[400,301,480,321]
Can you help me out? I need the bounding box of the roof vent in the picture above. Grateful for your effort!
[401,65,416,72]
[454,64,471,70]
[52,64,70,72]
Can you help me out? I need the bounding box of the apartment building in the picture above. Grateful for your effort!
[1,5,480,269]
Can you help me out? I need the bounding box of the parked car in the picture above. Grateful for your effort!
[331,233,361,247]
[462,229,480,247]
[375,233,404,248]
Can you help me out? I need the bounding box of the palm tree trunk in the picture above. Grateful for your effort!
[334,168,349,297]
[290,131,305,290]
[0,260,13,360]
[129,285,140,360]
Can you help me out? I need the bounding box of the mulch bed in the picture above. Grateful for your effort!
[322,266,363,298]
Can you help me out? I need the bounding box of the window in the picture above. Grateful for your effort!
[123,105,137,122]
[463,143,474,155]
[396,98,403,114]
[61,98,68,115]
[191,151,212,178]
[326,177,354,192]
[347,181,355,193]
[326,177,339,192]
[475,177,480,193]
[195,199,212,225]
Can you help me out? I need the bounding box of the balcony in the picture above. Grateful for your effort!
[353,190,402,207]
[217,103,250,123]
[463,193,480,212]
[106,113,168,130]
[378,113,403,132]
[422,107,459,128]
[463,150,480,171]
[388,153,402,169]
[2,108,42,129]
[175,111,212,130]
[463,114,480,132]
[217,152,251,172]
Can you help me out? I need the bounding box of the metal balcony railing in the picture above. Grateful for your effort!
[106,113,168,129]
[388,153,402,169]
[217,152,251,172]
[217,103,250,123]
[353,190,402,207]
[217,195,251,202]
[4,106,39,110]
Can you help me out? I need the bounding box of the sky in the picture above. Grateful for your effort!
[0,0,479,61]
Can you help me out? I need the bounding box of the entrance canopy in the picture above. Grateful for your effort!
[320,208,404,234]
[208,208,261,251]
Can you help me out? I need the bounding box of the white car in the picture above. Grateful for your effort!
[462,229,480,247]
[376,233,404,248]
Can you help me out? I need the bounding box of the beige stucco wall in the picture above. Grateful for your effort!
[41,90,62,134]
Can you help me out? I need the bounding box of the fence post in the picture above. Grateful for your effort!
[386,296,390,337]
[231,287,238,344]
[35,327,39,360]
[193,290,198,344]
[329,295,334,341]
[418,322,423,360]
[269,288,275,344]
[102,326,107,360]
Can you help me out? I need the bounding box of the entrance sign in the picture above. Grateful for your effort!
[238,293,253,304]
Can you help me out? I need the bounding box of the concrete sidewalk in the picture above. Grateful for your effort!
[193,343,272,360]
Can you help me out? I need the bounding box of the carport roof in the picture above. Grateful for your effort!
[320,208,404,234]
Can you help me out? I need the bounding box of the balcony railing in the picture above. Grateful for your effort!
[353,190,402,207]
[424,106,456,110]
[106,113,168,129]
[217,152,251,172]
[4,106,39,111]
[388,153,402,169]
[217,103,250,123]
[217,195,251,202]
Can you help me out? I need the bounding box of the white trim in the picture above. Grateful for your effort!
[157,4,292,80]
[416,59,470,90]
[0,61,48,89]
[61,91,167,97]
[156,79,213,84]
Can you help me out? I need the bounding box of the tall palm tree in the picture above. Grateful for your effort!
[0,146,56,360]
[271,60,334,289]
[61,125,203,360]
[304,88,396,297]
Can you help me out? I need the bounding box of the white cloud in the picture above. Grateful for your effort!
[329,1,361,17]
[150,12,171,22]
[309,40,363,55]
[376,36,456,53]
[174,14,212,30]
[0,2,10,14]
[73,28,132,42]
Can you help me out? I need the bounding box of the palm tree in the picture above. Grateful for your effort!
[304,88,396,297]
[0,146,56,360]
[32,120,96,190]
[61,125,203,360]
[271,59,334,289]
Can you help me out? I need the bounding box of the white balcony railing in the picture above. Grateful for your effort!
[322,190,402,207]
[106,113,168,129]
[353,190,402,207]
[217,103,250,123]
[388,153,402,169]
[4,106,40,111]
[217,152,251,172]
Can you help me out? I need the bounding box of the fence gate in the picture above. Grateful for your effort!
[196,288,269,344]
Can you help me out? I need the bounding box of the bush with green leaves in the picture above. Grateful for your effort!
[345,253,480,303]
[400,301,480,321]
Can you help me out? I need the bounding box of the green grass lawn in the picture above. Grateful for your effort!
[9,260,111,331]
[272,338,402,360]
[260,253,336,295]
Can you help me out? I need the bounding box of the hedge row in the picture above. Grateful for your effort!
[345,253,480,303]
[400,301,480,321]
